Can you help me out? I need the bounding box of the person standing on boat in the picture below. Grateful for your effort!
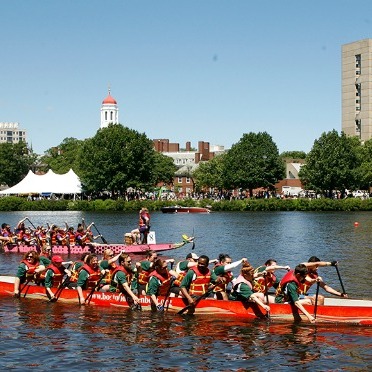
[13,250,50,297]
[44,255,71,301]
[146,258,178,311]
[229,261,270,312]
[109,253,140,309]
[275,264,316,323]
[213,254,248,300]
[76,254,102,304]
[180,255,221,307]
[138,207,150,244]
[252,259,290,302]
[299,256,348,305]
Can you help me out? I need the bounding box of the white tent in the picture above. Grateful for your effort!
[0,169,82,195]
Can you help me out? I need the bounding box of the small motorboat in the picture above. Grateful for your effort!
[161,206,211,214]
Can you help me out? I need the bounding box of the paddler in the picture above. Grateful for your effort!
[275,264,316,323]
[13,250,51,297]
[179,255,222,309]
[76,254,103,304]
[252,259,290,302]
[44,255,71,301]
[229,261,270,312]
[109,253,140,309]
[299,256,348,305]
[146,258,178,311]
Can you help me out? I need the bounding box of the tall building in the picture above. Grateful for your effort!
[0,122,26,144]
[342,39,372,141]
[100,89,119,128]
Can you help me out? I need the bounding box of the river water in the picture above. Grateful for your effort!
[0,210,371,371]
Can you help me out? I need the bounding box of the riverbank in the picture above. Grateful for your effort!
[1,196,372,211]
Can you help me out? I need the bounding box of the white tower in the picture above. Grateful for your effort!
[100,88,119,128]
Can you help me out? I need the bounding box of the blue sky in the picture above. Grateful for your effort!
[1,1,372,155]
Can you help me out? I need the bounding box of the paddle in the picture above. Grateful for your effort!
[91,222,108,244]
[84,273,107,305]
[314,281,320,319]
[264,273,270,320]
[177,284,217,315]
[50,264,73,302]
[49,275,71,302]
[334,263,346,295]
[26,217,37,230]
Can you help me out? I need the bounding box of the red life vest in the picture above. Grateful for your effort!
[111,265,134,292]
[138,262,154,285]
[189,266,211,296]
[173,261,189,287]
[275,270,300,300]
[213,263,233,292]
[67,232,75,245]
[21,259,40,280]
[298,271,318,295]
[43,264,64,287]
[253,266,277,293]
[149,270,172,296]
[69,261,83,283]
[50,232,57,246]
[80,264,101,289]
[103,263,117,284]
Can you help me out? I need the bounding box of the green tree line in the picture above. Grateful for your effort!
[1,125,372,198]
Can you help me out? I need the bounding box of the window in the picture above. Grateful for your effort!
[105,111,107,120]
[110,111,113,121]
[186,177,191,183]
[178,177,182,183]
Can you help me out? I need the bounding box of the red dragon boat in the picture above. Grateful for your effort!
[0,235,193,255]
[1,276,371,325]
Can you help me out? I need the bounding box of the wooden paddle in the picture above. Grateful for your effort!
[177,284,217,315]
[314,281,320,319]
[91,223,108,244]
[49,276,71,302]
[264,273,270,320]
[85,273,107,305]
[162,277,176,311]
[335,264,346,295]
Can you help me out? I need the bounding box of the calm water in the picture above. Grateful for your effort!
[0,210,371,371]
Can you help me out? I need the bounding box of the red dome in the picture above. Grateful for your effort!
[102,93,117,105]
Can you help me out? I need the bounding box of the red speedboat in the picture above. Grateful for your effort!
[161,206,211,214]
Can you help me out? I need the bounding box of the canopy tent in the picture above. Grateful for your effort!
[0,169,82,195]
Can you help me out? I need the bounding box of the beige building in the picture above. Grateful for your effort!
[342,39,372,141]
[0,122,26,144]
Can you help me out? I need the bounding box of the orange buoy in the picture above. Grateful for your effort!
[354,222,359,227]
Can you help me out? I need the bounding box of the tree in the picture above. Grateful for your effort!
[299,130,360,197]
[280,151,307,160]
[152,151,177,185]
[0,142,36,186]
[192,154,226,192]
[76,124,156,195]
[222,132,285,196]
[354,138,372,190]
[40,137,83,174]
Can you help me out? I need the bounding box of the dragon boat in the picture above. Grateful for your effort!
[0,235,193,255]
[1,276,371,326]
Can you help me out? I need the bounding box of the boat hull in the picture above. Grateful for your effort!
[161,206,211,214]
[1,241,187,255]
[1,276,371,325]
